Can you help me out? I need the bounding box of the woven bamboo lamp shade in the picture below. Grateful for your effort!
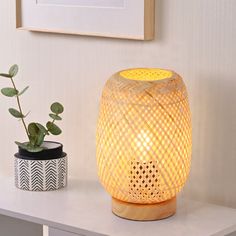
[96,68,192,221]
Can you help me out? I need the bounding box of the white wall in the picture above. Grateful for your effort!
[0,0,235,208]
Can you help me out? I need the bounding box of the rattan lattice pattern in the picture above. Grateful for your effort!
[96,69,192,204]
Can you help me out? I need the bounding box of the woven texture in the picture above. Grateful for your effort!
[96,69,192,204]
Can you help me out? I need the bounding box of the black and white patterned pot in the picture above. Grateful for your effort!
[14,142,67,191]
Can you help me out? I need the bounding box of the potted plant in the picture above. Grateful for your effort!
[0,64,67,191]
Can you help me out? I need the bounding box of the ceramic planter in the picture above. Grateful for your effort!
[14,141,67,191]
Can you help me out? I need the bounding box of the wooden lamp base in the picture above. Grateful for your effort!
[112,197,176,221]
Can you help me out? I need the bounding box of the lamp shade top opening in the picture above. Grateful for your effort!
[119,68,173,81]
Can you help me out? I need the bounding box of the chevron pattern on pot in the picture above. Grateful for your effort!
[14,156,67,191]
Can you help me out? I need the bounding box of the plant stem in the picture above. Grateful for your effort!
[10,77,30,140]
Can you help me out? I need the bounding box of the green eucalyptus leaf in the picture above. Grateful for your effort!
[28,122,47,148]
[28,123,46,146]
[9,64,18,77]
[1,87,18,97]
[29,135,37,146]
[28,123,39,136]
[18,86,29,96]
[15,141,43,152]
[15,141,28,150]
[8,108,24,118]
[36,132,45,146]
[35,123,49,135]
[46,121,62,135]
[0,73,11,78]
[49,113,62,121]
[50,102,64,114]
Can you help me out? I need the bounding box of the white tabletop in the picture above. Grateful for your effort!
[0,176,235,236]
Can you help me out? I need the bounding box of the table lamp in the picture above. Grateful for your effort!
[96,68,192,221]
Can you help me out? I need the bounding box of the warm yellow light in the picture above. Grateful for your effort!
[96,68,192,220]
[120,68,173,81]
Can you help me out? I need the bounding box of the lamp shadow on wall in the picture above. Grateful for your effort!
[183,72,236,208]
